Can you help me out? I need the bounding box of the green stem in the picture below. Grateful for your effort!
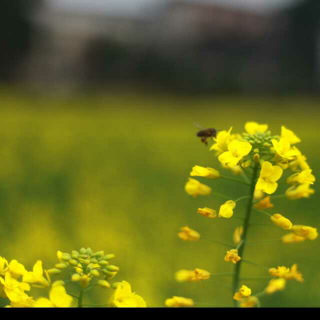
[78,289,84,308]
[232,162,259,307]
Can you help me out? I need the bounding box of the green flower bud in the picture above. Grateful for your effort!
[248,140,255,145]
[106,265,119,272]
[72,274,81,282]
[90,269,100,278]
[71,250,79,258]
[61,253,72,261]
[91,258,99,264]
[83,259,91,265]
[253,149,259,154]
[103,254,115,260]
[55,263,68,270]
[47,268,62,275]
[93,251,105,258]
[97,280,110,289]
[68,259,79,266]
[86,248,93,255]
[102,270,117,279]
[263,142,271,147]
[99,260,109,267]
[80,248,87,254]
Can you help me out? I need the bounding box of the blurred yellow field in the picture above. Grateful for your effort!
[0,91,319,307]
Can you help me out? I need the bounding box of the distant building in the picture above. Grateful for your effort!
[22,0,319,93]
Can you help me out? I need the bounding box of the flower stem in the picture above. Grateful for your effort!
[232,162,259,307]
[78,289,84,308]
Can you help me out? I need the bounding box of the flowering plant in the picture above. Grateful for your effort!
[166,122,317,307]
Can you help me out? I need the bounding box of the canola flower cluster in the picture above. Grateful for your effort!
[0,247,146,308]
[165,122,317,307]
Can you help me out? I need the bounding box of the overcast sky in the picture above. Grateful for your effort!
[50,0,303,16]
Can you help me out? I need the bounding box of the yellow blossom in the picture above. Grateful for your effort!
[219,200,236,218]
[197,207,217,218]
[281,126,301,144]
[255,161,283,194]
[8,294,35,308]
[285,264,304,283]
[23,261,50,288]
[224,249,241,264]
[165,296,194,307]
[190,165,220,179]
[175,270,195,282]
[0,257,8,275]
[285,184,315,199]
[269,264,303,282]
[210,127,233,155]
[109,281,146,307]
[234,285,251,301]
[289,148,310,171]
[269,266,290,278]
[281,233,305,244]
[254,196,273,210]
[185,178,211,197]
[265,278,286,294]
[287,169,315,185]
[233,226,243,244]
[240,296,259,308]
[270,214,292,230]
[7,260,27,279]
[34,285,73,308]
[175,268,210,282]
[178,226,200,241]
[0,272,30,303]
[245,122,268,134]
[218,140,252,168]
[292,225,318,240]
[272,138,299,160]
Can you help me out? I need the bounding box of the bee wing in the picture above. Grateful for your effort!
[193,122,204,130]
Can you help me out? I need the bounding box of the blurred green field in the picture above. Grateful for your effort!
[0,90,319,307]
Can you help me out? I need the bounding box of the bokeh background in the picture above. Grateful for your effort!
[0,0,319,307]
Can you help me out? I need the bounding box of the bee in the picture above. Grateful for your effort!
[194,123,217,146]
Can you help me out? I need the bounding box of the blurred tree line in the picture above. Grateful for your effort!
[0,1,42,83]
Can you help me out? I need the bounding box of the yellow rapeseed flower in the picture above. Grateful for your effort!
[185,178,211,197]
[233,226,243,244]
[7,260,27,280]
[287,169,315,185]
[245,122,268,134]
[219,200,236,218]
[281,233,305,244]
[197,207,217,218]
[288,148,310,171]
[224,249,241,264]
[23,261,51,288]
[272,138,299,160]
[233,285,251,301]
[265,278,286,294]
[253,189,265,200]
[285,264,304,283]
[269,266,290,278]
[175,268,210,282]
[253,196,273,210]
[255,161,283,194]
[240,296,259,308]
[270,214,292,230]
[178,226,200,241]
[285,184,315,199]
[292,225,318,240]
[0,257,8,275]
[218,140,252,168]
[0,272,30,303]
[210,127,233,155]
[34,285,73,307]
[109,281,146,307]
[281,126,301,144]
[190,165,220,179]
[165,296,194,307]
